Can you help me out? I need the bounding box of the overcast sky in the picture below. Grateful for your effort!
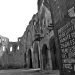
[0,0,37,42]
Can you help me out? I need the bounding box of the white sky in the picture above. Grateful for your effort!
[0,0,37,42]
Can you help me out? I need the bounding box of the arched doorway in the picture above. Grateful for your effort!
[42,44,48,70]
[49,36,59,70]
[27,49,33,68]
[33,42,40,68]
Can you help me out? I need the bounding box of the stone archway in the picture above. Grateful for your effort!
[49,36,58,70]
[33,42,40,68]
[42,44,48,70]
[27,49,33,68]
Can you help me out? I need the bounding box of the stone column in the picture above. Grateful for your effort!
[40,49,43,70]
[48,49,52,70]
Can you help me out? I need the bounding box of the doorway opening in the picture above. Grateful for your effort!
[28,49,33,68]
[49,37,59,70]
[42,44,48,70]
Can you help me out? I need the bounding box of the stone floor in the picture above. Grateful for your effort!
[0,69,60,75]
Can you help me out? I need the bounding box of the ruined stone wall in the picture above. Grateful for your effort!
[2,41,25,69]
[12,0,75,70]
[0,35,9,68]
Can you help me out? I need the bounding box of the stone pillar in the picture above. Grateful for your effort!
[38,41,41,68]
[48,49,52,70]
[32,43,39,69]
[26,51,29,68]
[40,49,43,70]
[32,43,35,68]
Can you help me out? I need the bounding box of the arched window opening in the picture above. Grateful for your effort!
[19,39,20,41]
[10,46,12,52]
[2,39,5,42]
[17,45,19,50]
[3,46,5,52]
